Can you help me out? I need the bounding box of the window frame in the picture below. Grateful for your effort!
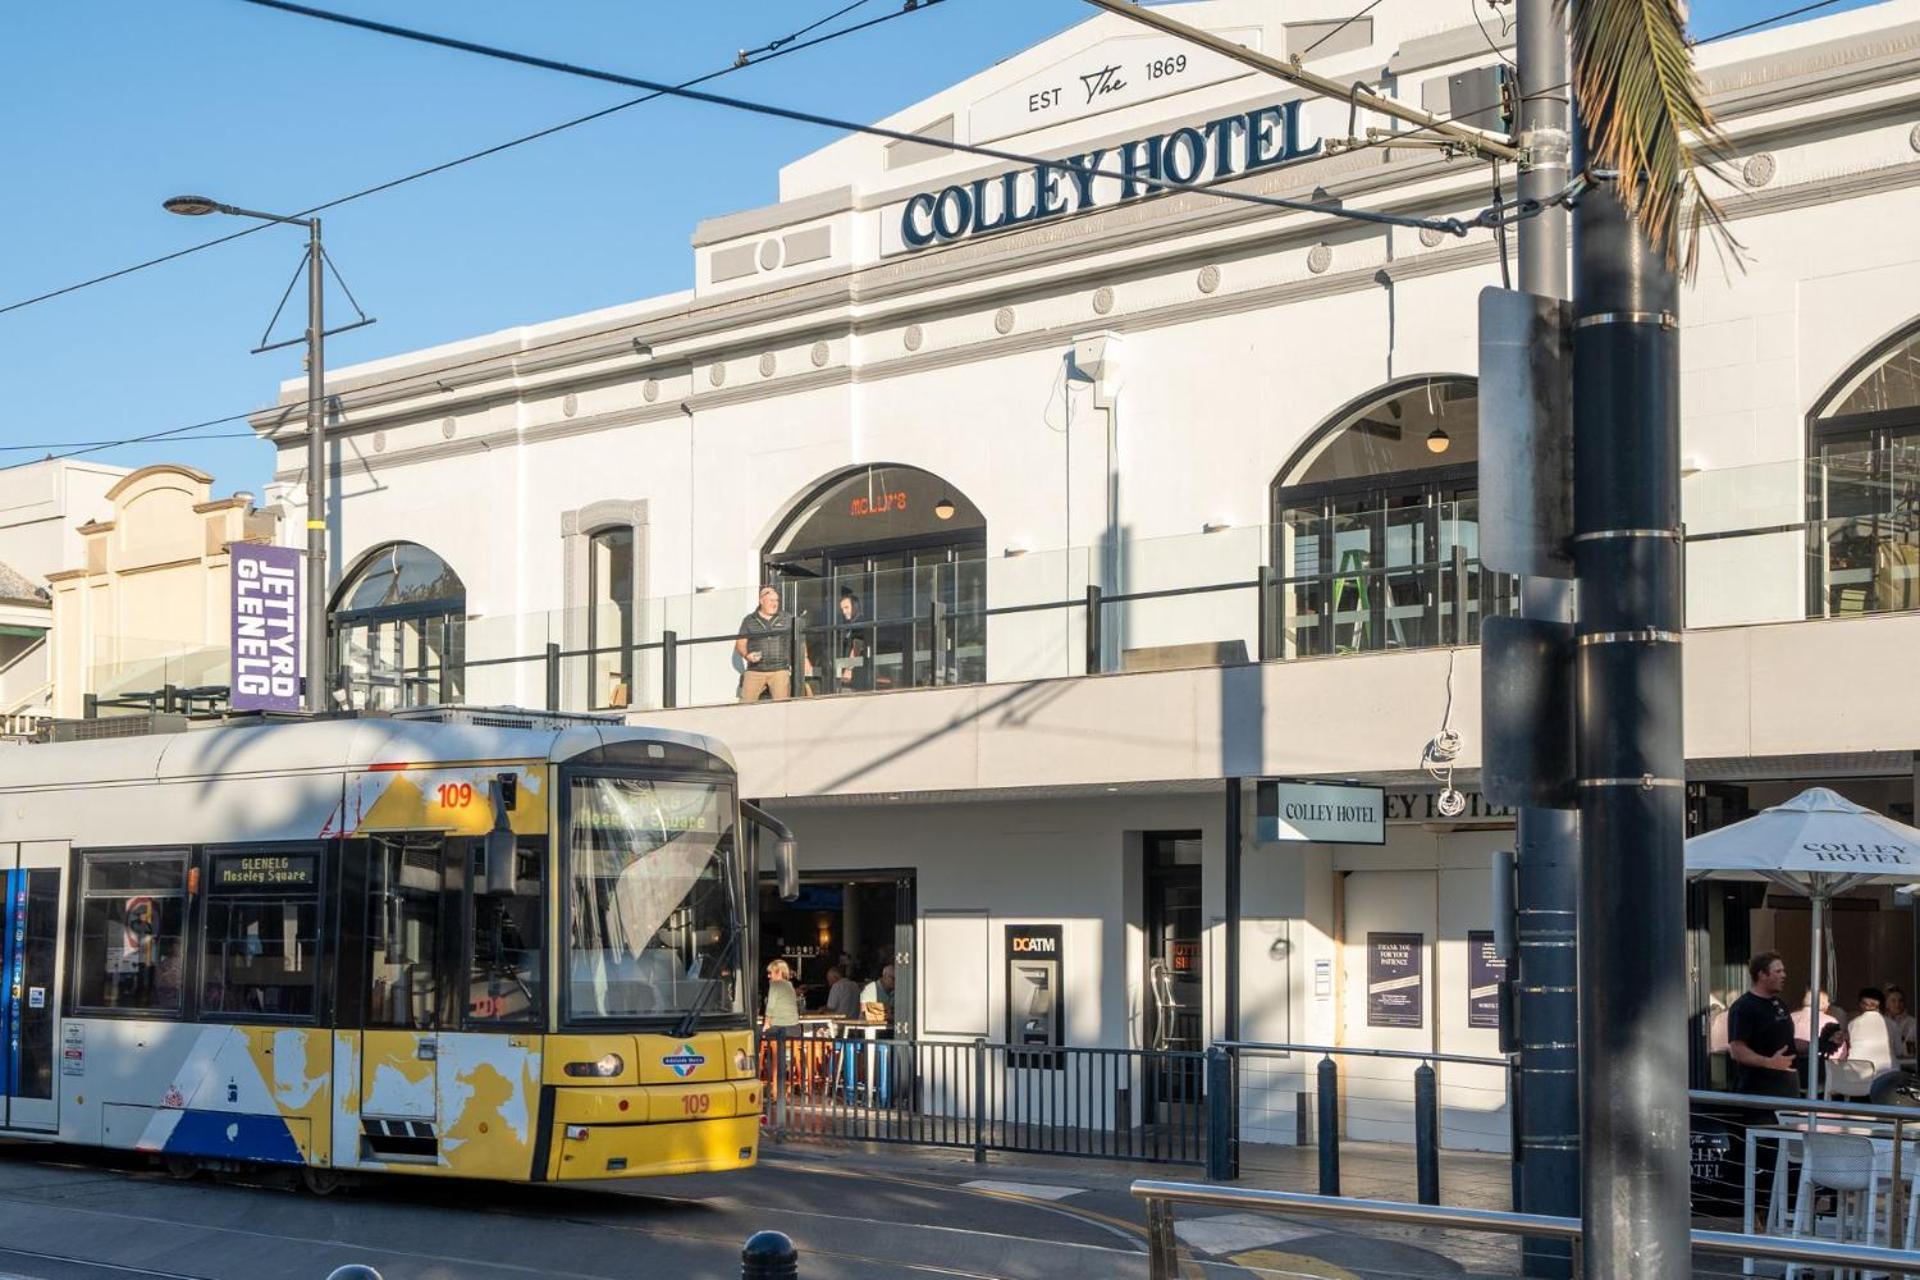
[586,525,636,710]
[67,846,193,1021]
[460,834,549,1031]
[193,842,329,1026]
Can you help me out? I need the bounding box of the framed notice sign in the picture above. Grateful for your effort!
[1467,930,1506,1030]
[1257,780,1386,845]
[1366,932,1424,1029]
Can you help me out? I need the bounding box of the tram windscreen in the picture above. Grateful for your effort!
[567,776,744,1021]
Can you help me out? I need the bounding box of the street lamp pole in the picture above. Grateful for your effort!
[165,196,337,712]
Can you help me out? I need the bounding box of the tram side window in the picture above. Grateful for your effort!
[74,852,187,1015]
[367,836,447,1029]
[201,850,321,1020]
[469,838,544,1025]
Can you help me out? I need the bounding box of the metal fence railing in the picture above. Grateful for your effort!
[759,1033,1226,1168]
[1132,1181,1920,1280]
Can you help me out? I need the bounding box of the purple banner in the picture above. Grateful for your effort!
[230,543,303,712]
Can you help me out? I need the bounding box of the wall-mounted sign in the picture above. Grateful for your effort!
[893,99,1321,252]
[1384,791,1515,823]
[1258,780,1386,845]
[1366,932,1424,1029]
[230,543,303,713]
[967,28,1266,144]
[1467,930,1506,1030]
[1006,924,1064,1066]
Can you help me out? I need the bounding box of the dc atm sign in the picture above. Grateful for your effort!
[1257,780,1386,846]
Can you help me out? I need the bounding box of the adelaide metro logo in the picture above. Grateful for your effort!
[663,1045,707,1078]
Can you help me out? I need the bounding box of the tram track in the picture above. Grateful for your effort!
[0,1147,1166,1280]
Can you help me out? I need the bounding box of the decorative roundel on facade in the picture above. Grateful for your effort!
[1910,122,1920,153]
[1307,243,1333,274]
[1419,226,1446,248]
[810,340,830,368]
[371,431,386,453]
[757,239,782,272]
[1196,264,1221,294]
[562,392,578,417]
[642,379,660,402]
[994,307,1015,335]
[709,363,727,388]
[759,352,777,378]
[1092,286,1115,315]
[903,324,924,352]
[1742,153,1777,188]
[441,417,457,439]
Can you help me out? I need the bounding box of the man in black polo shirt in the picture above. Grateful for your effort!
[1728,951,1801,1098]
[736,584,810,701]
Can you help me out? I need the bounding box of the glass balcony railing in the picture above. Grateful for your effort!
[77,458,1919,719]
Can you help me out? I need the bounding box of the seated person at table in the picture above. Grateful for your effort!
[1886,986,1917,1056]
[824,965,862,1018]
[859,963,896,1021]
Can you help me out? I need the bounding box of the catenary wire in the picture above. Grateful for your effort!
[1695,0,1851,44]
[1300,0,1383,57]
[7,80,1575,470]
[6,29,1603,468]
[231,0,1485,236]
[0,0,941,320]
[737,0,874,63]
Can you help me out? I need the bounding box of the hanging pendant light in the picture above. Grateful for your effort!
[934,495,957,520]
[1425,428,1452,455]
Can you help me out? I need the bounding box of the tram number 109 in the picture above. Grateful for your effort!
[682,1093,712,1117]
[435,782,476,808]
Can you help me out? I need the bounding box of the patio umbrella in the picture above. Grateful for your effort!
[1686,787,1920,1100]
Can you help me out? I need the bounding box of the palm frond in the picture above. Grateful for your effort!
[1566,0,1740,277]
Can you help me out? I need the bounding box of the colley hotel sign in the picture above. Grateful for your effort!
[894,99,1321,251]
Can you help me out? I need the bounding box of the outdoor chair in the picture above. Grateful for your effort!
[1785,1131,1879,1279]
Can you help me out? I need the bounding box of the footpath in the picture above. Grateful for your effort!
[765,1134,1526,1278]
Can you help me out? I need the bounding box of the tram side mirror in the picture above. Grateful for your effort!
[483,774,518,896]
[775,836,800,903]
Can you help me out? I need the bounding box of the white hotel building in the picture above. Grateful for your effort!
[249,0,1920,1147]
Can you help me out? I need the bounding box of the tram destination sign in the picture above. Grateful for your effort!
[230,543,303,713]
[212,853,317,891]
[1257,780,1386,846]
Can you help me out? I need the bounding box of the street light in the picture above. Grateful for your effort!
[166,193,339,714]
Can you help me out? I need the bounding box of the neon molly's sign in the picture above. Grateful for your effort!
[898,100,1320,250]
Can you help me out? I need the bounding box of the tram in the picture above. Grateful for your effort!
[0,709,792,1187]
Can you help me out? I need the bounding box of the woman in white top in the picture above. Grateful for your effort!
[1885,985,1917,1057]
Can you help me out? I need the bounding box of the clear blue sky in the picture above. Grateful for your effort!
[0,0,1880,497]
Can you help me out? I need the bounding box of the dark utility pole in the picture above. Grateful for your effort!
[304,217,329,712]
[1570,32,1690,1276]
[1512,1,1580,1274]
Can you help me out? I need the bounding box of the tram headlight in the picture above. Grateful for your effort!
[564,1053,626,1078]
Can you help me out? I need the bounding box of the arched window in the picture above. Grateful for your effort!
[588,526,635,708]
[1270,377,1507,657]
[331,542,466,710]
[763,465,985,693]
[1807,327,1920,617]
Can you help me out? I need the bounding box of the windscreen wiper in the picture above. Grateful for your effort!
[671,923,742,1039]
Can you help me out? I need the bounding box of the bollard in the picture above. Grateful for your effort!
[741,1230,798,1279]
[1205,1046,1234,1180]
[1316,1054,1340,1196]
[1414,1061,1440,1205]
[326,1267,383,1280]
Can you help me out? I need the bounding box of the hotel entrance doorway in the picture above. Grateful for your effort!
[757,870,916,1036]
[1145,832,1204,1112]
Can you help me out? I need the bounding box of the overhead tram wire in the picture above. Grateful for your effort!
[14,53,1594,469]
[231,0,1491,237]
[1300,0,1384,57]
[1695,0,1851,44]
[0,0,941,320]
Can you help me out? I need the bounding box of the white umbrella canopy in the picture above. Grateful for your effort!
[1687,787,1920,894]
[1686,787,1920,1101]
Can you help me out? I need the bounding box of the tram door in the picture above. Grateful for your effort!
[0,842,65,1131]
[358,836,456,1145]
